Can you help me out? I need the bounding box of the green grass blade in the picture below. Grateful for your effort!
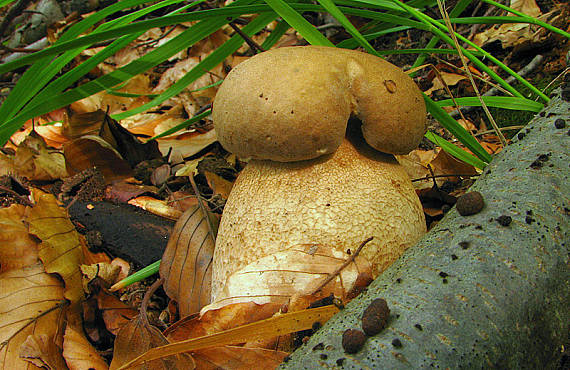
[425,132,487,169]
[112,12,277,121]
[424,94,492,163]
[150,110,212,140]
[111,260,161,291]
[0,17,229,144]
[263,0,333,46]
[437,97,544,112]
[315,0,378,54]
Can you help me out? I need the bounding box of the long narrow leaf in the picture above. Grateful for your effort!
[424,94,492,163]
[263,0,333,46]
[112,12,277,121]
[425,132,487,169]
[437,96,544,112]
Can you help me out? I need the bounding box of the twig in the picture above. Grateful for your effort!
[227,22,265,53]
[310,237,374,296]
[140,278,164,326]
[411,173,480,183]
[0,0,33,37]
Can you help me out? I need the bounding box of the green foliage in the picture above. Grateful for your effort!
[0,0,567,166]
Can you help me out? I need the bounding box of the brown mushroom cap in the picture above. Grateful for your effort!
[211,137,426,301]
[213,46,426,161]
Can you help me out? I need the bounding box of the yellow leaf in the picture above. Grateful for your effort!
[28,190,85,307]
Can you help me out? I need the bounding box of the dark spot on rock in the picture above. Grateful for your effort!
[527,210,533,215]
[414,324,423,331]
[539,111,546,117]
[456,191,485,216]
[442,278,448,284]
[554,118,566,129]
[283,356,290,363]
[342,329,367,354]
[459,241,470,249]
[312,321,322,331]
[336,358,345,366]
[396,278,402,283]
[497,215,512,226]
[439,271,449,278]
[530,153,551,169]
[517,132,525,140]
[362,298,390,336]
[312,343,324,351]
[392,338,403,348]
[320,354,328,360]
[525,215,535,224]
[451,254,458,260]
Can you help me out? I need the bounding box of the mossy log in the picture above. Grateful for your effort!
[282,91,569,369]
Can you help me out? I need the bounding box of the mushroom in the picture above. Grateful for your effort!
[210,46,427,303]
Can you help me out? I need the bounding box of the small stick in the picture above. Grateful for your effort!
[310,237,374,295]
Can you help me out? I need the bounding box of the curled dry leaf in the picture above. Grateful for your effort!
[20,334,68,370]
[128,196,183,221]
[205,244,373,312]
[28,190,85,307]
[0,264,66,369]
[160,206,218,318]
[63,325,109,370]
[63,135,132,183]
[165,302,282,343]
[0,204,39,272]
[96,289,138,335]
[110,314,195,370]
[14,131,67,181]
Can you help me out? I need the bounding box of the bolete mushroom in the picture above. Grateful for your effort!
[210,46,427,303]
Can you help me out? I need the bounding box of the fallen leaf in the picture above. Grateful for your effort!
[165,302,282,343]
[110,314,195,370]
[14,132,68,181]
[63,325,109,370]
[193,346,288,369]
[206,244,373,312]
[119,305,339,369]
[0,264,66,369]
[424,70,468,95]
[473,0,544,50]
[63,135,133,183]
[28,190,85,308]
[0,204,39,272]
[160,206,218,317]
[128,196,183,221]
[20,334,68,370]
[96,289,138,335]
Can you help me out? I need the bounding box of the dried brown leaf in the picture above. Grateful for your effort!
[20,334,68,370]
[63,136,133,183]
[96,289,138,335]
[193,346,288,370]
[117,305,339,369]
[165,302,282,343]
[0,264,66,369]
[160,206,218,317]
[63,325,109,370]
[0,204,39,272]
[14,132,67,181]
[207,244,372,311]
[110,314,195,370]
[28,190,85,307]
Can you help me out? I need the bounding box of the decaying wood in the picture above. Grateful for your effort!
[282,91,569,368]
